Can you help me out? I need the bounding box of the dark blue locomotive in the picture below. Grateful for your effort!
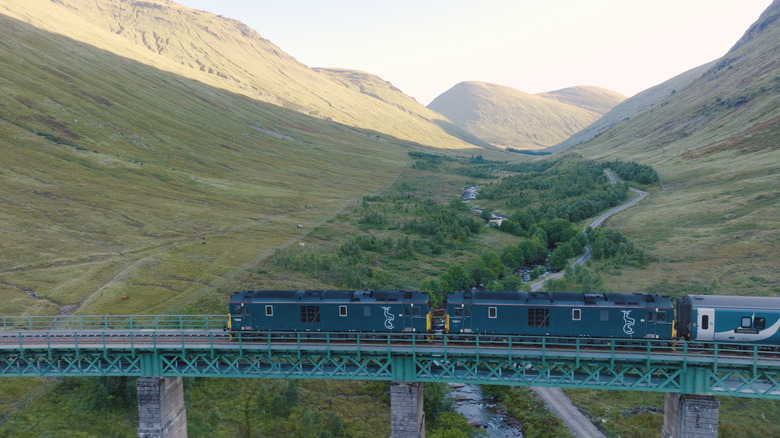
[446,290,675,340]
[228,289,431,333]
[227,289,780,345]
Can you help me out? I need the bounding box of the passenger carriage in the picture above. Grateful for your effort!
[676,295,780,345]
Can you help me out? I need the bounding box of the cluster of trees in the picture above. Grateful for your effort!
[478,156,630,221]
[602,160,659,184]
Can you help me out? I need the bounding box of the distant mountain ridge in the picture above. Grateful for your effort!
[427,81,625,150]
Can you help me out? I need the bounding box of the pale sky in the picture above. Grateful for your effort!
[177,0,772,105]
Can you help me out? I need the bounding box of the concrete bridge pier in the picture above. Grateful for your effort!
[662,393,720,437]
[390,381,425,438]
[136,377,188,438]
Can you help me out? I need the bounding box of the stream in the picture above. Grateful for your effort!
[451,384,523,437]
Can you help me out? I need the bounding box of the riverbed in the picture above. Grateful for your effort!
[451,384,523,437]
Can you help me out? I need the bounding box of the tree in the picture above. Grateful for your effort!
[441,264,472,292]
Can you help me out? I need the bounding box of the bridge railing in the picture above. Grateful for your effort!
[0,315,226,331]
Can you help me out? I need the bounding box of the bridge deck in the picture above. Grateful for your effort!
[0,315,778,399]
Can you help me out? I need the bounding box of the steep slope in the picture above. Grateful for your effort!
[0,12,425,316]
[0,0,485,150]
[428,81,624,150]
[568,0,779,297]
[550,62,715,152]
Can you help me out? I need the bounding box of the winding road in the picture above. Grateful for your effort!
[529,170,648,438]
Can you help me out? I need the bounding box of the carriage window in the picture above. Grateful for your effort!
[647,311,654,322]
[454,307,463,317]
[657,312,666,322]
[572,309,581,321]
[741,317,752,329]
[364,306,371,317]
[529,308,550,327]
[600,310,609,321]
[701,315,709,330]
[301,306,320,324]
[755,317,766,329]
[488,307,497,319]
[339,305,347,317]
[265,305,273,316]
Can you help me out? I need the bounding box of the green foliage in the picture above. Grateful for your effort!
[479,155,629,222]
[601,160,659,184]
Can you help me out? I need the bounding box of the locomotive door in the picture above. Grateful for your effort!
[696,308,715,341]
[241,304,252,330]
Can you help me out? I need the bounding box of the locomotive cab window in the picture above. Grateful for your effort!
[265,305,273,317]
[488,307,497,319]
[454,307,463,317]
[657,311,666,322]
[647,311,655,322]
[464,308,472,317]
[339,305,347,317]
[404,308,412,317]
[243,306,251,315]
[755,317,766,329]
[413,307,421,316]
[741,317,752,329]
[572,309,581,321]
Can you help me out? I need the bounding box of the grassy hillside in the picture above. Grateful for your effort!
[427,81,625,150]
[0,12,437,317]
[549,62,715,152]
[566,0,779,297]
[0,0,485,150]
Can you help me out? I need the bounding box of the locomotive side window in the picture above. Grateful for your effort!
[243,306,251,315]
[529,308,550,327]
[647,311,654,322]
[339,305,347,317]
[404,308,412,317]
[657,312,666,322]
[701,315,709,330]
[464,308,471,317]
[488,307,497,319]
[600,309,609,321]
[265,305,273,317]
[301,306,320,324]
[755,317,766,329]
[413,307,421,316]
[572,309,581,321]
[741,317,752,329]
[364,306,371,317]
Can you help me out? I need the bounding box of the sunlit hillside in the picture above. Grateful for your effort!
[427,81,625,150]
[567,0,779,297]
[0,0,488,150]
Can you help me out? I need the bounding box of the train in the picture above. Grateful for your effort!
[227,289,780,345]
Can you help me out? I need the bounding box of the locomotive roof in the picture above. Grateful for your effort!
[683,294,780,310]
[446,290,673,308]
[229,289,429,304]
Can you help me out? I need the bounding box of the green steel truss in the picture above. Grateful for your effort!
[1,315,779,399]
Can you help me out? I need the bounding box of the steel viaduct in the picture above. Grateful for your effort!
[1,315,779,437]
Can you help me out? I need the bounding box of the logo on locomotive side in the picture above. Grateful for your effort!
[382,306,395,330]
[621,310,635,335]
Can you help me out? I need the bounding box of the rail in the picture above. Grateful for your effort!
[0,314,226,331]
